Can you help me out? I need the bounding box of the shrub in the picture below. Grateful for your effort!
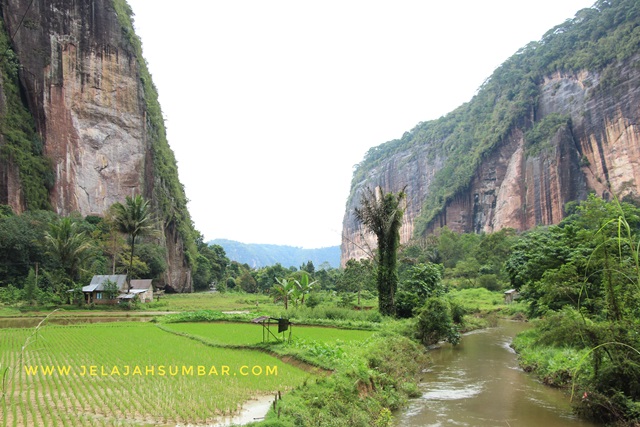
[415,297,460,346]
[477,274,501,291]
[394,290,420,319]
[305,292,322,308]
[0,284,21,304]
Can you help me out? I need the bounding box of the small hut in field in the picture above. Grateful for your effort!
[504,289,519,304]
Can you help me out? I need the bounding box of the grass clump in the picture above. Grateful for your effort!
[253,334,427,427]
[512,324,589,387]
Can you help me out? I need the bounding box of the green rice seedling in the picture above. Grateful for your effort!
[0,322,310,425]
[165,322,375,347]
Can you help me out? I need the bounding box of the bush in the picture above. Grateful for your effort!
[337,292,355,308]
[394,290,420,319]
[305,292,322,308]
[0,284,21,304]
[449,299,466,324]
[477,274,500,291]
[415,297,460,346]
[267,334,427,426]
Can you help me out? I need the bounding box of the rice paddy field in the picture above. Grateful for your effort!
[164,322,376,347]
[0,322,320,427]
[148,293,274,312]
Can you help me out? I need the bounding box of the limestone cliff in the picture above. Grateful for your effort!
[0,0,194,291]
[342,0,640,264]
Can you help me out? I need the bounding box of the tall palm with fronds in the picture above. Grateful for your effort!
[45,217,94,282]
[354,186,406,316]
[111,195,156,291]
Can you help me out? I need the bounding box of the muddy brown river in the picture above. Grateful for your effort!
[395,320,600,427]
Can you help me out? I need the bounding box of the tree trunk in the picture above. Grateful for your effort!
[128,239,135,293]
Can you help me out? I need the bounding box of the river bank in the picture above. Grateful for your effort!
[395,320,599,426]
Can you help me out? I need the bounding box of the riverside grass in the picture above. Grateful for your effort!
[0,322,311,427]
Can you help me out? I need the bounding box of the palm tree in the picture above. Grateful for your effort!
[45,217,94,282]
[111,195,156,291]
[354,186,406,316]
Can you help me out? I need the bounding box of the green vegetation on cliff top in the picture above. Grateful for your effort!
[113,0,198,266]
[351,0,640,236]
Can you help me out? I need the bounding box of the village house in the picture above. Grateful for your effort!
[124,279,154,303]
[504,289,519,304]
[82,275,154,304]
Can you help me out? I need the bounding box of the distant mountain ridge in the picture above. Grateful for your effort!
[209,239,341,269]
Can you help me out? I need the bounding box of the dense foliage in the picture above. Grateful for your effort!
[0,204,170,304]
[113,0,198,268]
[0,21,53,210]
[349,0,640,236]
[507,195,640,424]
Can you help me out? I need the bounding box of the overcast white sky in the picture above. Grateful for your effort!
[126,0,595,249]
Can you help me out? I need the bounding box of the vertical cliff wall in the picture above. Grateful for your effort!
[342,1,640,265]
[343,61,640,264]
[0,0,194,291]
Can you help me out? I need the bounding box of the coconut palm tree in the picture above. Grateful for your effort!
[354,186,406,316]
[111,195,156,291]
[45,217,94,282]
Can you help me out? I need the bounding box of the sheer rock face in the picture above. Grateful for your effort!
[342,60,640,265]
[3,0,143,215]
[1,0,191,291]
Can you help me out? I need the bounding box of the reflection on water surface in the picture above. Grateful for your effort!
[396,321,600,427]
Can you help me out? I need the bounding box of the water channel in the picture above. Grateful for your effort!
[0,315,153,328]
[395,320,599,427]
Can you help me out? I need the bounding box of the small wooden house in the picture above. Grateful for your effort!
[82,275,127,304]
[504,289,520,304]
[124,279,154,303]
[83,275,153,304]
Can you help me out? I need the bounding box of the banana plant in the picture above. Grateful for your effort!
[294,272,317,305]
[272,277,296,310]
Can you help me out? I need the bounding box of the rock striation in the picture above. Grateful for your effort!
[0,0,193,291]
[343,50,640,264]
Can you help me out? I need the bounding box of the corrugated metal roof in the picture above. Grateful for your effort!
[130,279,152,290]
[83,275,127,293]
